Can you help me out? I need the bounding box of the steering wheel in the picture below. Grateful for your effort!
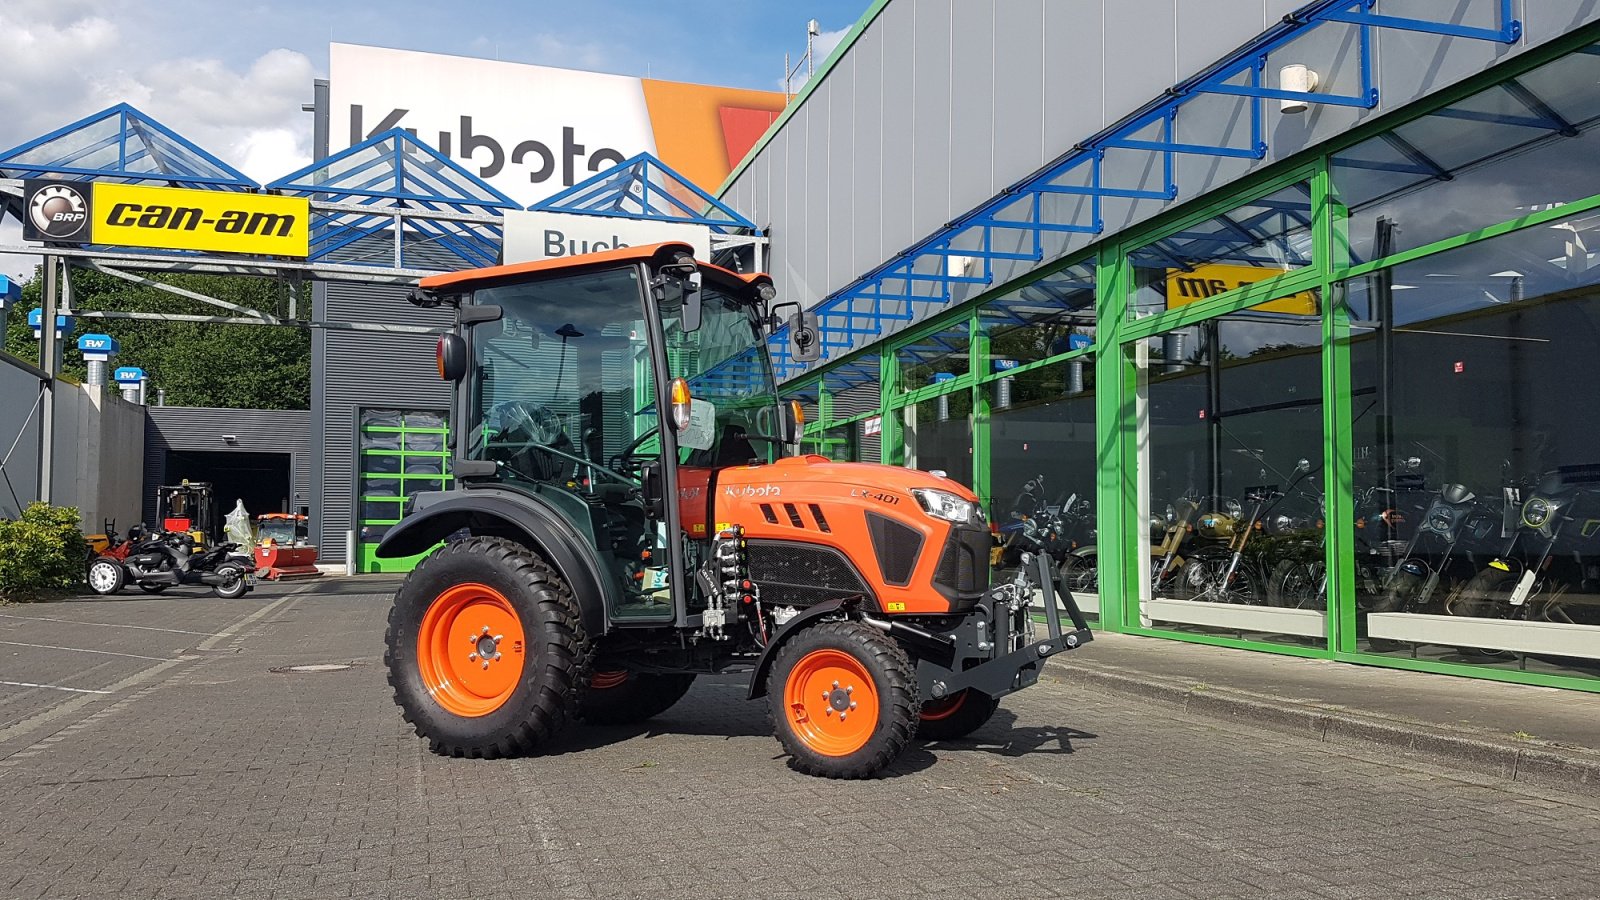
[609,426,660,478]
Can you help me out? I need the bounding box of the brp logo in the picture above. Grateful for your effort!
[28,184,91,240]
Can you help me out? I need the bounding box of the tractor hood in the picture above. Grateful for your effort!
[716,455,980,505]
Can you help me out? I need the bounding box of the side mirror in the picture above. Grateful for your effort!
[436,333,468,381]
[640,461,665,519]
[682,279,703,333]
[1296,458,1312,473]
[773,301,820,363]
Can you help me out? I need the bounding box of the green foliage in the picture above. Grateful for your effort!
[2,266,309,410]
[0,503,86,601]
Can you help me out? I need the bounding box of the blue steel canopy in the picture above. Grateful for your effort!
[0,103,257,189]
[766,0,1525,380]
[269,128,518,269]
[534,152,759,234]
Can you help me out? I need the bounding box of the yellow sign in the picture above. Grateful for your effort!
[1165,263,1317,315]
[91,183,310,257]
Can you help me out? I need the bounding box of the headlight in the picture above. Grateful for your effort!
[912,488,977,523]
[1523,497,1551,528]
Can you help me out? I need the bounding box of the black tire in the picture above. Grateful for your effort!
[1265,558,1322,609]
[86,558,126,595]
[1363,570,1420,652]
[139,582,169,594]
[766,620,918,779]
[1182,548,1259,604]
[918,690,1001,741]
[1450,567,1517,659]
[212,565,250,599]
[579,671,696,725]
[1058,551,1098,598]
[385,536,590,758]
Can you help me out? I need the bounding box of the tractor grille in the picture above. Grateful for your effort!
[866,512,923,586]
[933,524,991,605]
[747,540,869,606]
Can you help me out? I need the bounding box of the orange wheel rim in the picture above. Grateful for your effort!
[920,691,967,722]
[784,649,879,757]
[590,670,629,690]
[416,582,527,717]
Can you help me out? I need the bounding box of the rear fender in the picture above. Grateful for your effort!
[376,488,614,637]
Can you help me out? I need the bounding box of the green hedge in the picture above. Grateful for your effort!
[0,503,86,602]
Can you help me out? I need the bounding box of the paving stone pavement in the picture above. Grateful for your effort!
[1,579,1598,900]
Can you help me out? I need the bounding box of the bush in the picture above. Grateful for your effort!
[0,503,86,602]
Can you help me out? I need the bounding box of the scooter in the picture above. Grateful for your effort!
[87,530,255,599]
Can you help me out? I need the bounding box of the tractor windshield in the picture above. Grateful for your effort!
[656,278,780,464]
[464,266,658,489]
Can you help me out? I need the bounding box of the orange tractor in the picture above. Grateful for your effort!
[380,242,1091,778]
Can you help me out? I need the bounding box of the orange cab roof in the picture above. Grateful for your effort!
[418,241,769,292]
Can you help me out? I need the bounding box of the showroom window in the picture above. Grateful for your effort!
[895,320,970,389]
[1342,222,1600,672]
[901,387,974,488]
[1127,181,1316,320]
[358,408,451,545]
[1334,41,1600,266]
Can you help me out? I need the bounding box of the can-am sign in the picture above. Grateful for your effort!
[328,44,785,208]
[502,211,709,264]
[22,180,310,257]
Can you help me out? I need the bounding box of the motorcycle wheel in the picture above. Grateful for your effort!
[1058,553,1098,599]
[1182,549,1259,604]
[139,583,169,594]
[86,558,126,595]
[1450,568,1516,659]
[1266,559,1323,609]
[213,565,251,599]
[1362,570,1420,653]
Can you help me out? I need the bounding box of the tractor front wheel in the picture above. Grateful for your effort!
[918,690,1001,741]
[767,620,918,779]
[579,671,696,725]
[385,536,589,758]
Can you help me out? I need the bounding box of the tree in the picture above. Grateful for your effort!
[2,265,309,410]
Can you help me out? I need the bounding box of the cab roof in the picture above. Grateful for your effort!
[418,240,770,294]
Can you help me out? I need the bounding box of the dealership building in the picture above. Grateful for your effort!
[3,0,1600,692]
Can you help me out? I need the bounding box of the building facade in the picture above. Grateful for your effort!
[722,1,1600,691]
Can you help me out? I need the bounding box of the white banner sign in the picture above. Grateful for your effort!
[501,210,710,263]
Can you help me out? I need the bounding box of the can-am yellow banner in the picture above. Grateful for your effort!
[91,183,310,257]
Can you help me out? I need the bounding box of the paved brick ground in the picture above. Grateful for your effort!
[1,579,1598,899]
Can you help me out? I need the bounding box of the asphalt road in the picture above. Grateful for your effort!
[1,577,1597,899]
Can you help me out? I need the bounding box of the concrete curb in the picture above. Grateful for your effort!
[1043,663,1600,798]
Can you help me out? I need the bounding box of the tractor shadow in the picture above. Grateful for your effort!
[541,683,1094,776]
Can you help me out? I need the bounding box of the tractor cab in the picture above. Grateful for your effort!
[156,481,216,545]
[410,242,796,627]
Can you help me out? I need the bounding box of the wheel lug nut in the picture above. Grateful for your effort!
[822,692,829,700]
[492,635,503,644]
[846,685,853,694]
[849,701,857,709]
[832,680,839,688]
[493,652,502,661]
[482,661,490,670]
[826,708,834,716]
[839,712,847,721]
[468,653,478,662]
[482,626,491,634]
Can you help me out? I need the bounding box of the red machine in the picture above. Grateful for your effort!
[252,513,322,580]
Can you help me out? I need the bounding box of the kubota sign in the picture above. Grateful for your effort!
[22,180,310,257]
[328,44,786,207]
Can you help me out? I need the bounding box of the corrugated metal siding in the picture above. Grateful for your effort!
[317,277,453,554]
[143,407,312,526]
[726,0,1600,316]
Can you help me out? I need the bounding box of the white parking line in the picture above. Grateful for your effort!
[0,613,218,637]
[0,641,173,662]
[0,681,112,695]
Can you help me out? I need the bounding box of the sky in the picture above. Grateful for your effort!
[0,0,865,279]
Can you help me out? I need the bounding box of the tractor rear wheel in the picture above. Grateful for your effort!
[918,690,1001,741]
[385,536,589,758]
[767,620,918,779]
[580,670,696,725]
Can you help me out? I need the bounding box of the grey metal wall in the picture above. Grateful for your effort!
[725,0,1600,318]
[312,280,451,557]
[0,352,45,519]
[144,406,311,527]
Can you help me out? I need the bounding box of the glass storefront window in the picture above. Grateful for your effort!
[978,262,1096,367]
[1342,223,1600,678]
[358,409,451,545]
[1335,42,1600,265]
[902,389,973,488]
[1132,297,1324,643]
[1128,182,1315,319]
[896,321,970,390]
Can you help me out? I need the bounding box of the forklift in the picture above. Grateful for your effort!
[156,480,216,547]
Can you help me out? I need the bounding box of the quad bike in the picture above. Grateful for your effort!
[380,242,1092,779]
[87,529,255,598]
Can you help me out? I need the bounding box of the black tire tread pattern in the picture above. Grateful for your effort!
[766,619,919,779]
[579,673,697,725]
[384,536,591,759]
